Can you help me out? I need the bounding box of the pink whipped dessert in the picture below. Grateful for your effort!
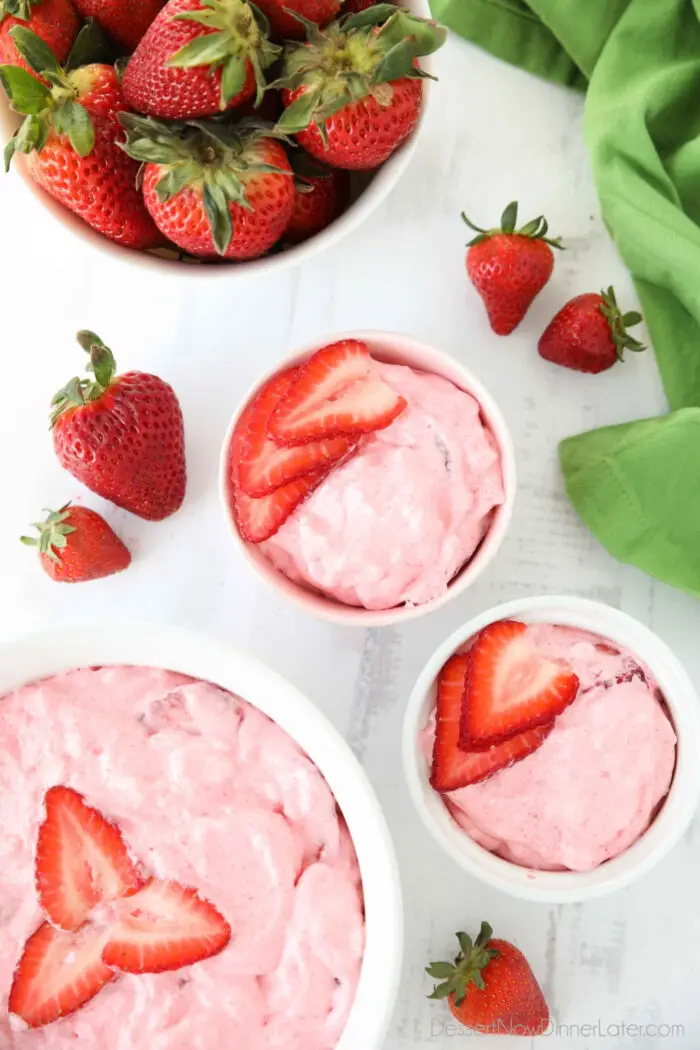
[0,666,365,1049]
[424,625,677,871]
[261,363,505,610]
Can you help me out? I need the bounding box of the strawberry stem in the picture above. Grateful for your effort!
[426,923,501,1006]
[462,201,564,249]
[599,286,646,359]
[20,504,76,564]
[50,332,116,428]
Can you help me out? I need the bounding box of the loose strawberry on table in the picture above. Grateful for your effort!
[0,0,79,72]
[21,504,131,583]
[276,5,446,170]
[51,331,186,521]
[120,115,295,258]
[0,28,161,248]
[121,0,280,120]
[286,151,350,243]
[427,924,550,1036]
[71,0,166,51]
[463,201,563,335]
[539,286,646,373]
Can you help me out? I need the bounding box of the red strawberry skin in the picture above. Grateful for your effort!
[39,506,131,583]
[52,372,186,521]
[253,0,340,39]
[8,922,114,1029]
[286,168,350,244]
[102,879,232,973]
[72,0,166,51]
[283,77,423,170]
[141,138,294,259]
[36,785,142,931]
[430,653,553,792]
[0,0,79,73]
[538,293,618,373]
[232,367,354,497]
[342,0,383,11]
[233,469,325,543]
[459,620,579,749]
[467,235,554,336]
[122,0,256,119]
[26,65,162,249]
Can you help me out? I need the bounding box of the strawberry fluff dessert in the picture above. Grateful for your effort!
[227,340,505,611]
[0,667,365,1049]
[424,621,677,872]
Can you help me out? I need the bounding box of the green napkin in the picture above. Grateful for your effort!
[430,0,700,599]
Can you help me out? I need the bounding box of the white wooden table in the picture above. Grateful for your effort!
[1,31,698,1050]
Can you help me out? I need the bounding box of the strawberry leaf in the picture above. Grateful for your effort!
[203,180,233,254]
[221,54,247,105]
[167,31,235,70]
[9,24,61,77]
[427,981,454,1000]
[3,136,16,171]
[276,87,321,133]
[14,111,48,153]
[500,200,518,233]
[154,160,202,200]
[53,100,94,157]
[342,3,397,29]
[426,962,456,979]
[0,63,50,113]
[65,18,114,72]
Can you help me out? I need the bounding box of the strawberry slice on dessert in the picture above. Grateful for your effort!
[232,367,355,497]
[459,621,579,750]
[233,469,325,543]
[431,653,554,791]
[8,922,114,1029]
[36,786,142,932]
[268,340,407,445]
[102,879,232,974]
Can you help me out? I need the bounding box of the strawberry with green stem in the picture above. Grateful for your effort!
[120,114,295,257]
[122,0,280,120]
[21,504,131,583]
[0,27,161,247]
[538,287,646,374]
[0,0,79,73]
[463,201,563,335]
[276,5,445,170]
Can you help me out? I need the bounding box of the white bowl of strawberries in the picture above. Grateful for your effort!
[0,0,444,272]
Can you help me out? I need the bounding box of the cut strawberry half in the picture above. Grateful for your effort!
[232,469,325,543]
[102,879,231,974]
[430,652,554,791]
[8,922,114,1029]
[267,340,407,445]
[459,620,580,749]
[36,786,142,932]
[232,367,355,497]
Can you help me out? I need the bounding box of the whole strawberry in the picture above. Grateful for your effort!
[277,6,445,170]
[427,924,550,1036]
[0,29,161,248]
[21,504,131,583]
[254,0,341,40]
[71,0,166,51]
[286,152,349,243]
[120,115,295,258]
[0,0,78,72]
[122,0,280,120]
[463,201,563,335]
[539,287,645,374]
[51,331,186,521]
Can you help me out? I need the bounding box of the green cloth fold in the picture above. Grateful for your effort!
[431,0,700,597]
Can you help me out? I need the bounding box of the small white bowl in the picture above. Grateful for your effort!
[403,595,700,903]
[0,622,403,1050]
[219,330,517,627]
[0,0,433,278]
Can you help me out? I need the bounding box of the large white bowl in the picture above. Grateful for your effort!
[0,622,403,1049]
[0,0,434,277]
[403,595,700,903]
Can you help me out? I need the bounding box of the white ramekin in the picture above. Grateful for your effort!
[219,330,517,627]
[403,595,700,903]
[0,0,433,279]
[0,622,403,1050]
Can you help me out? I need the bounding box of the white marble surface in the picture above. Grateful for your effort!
[1,29,698,1050]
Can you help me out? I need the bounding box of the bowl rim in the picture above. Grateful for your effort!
[0,0,433,279]
[402,595,700,903]
[0,621,403,1050]
[218,329,518,627]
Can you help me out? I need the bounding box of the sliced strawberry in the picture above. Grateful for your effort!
[430,653,554,791]
[8,922,114,1029]
[232,469,325,543]
[459,621,580,749]
[267,340,407,445]
[232,367,355,497]
[36,786,142,932]
[102,879,231,974]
